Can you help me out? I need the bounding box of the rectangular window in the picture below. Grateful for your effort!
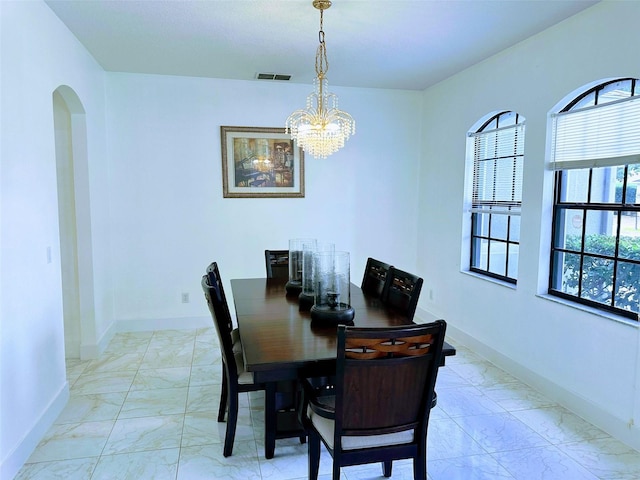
[550,165,640,320]
[469,119,525,283]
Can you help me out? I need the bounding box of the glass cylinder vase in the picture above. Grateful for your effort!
[285,238,316,295]
[299,242,334,310]
[310,251,355,325]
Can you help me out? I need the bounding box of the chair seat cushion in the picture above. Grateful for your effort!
[230,328,253,384]
[308,406,414,450]
[234,351,254,385]
[231,328,242,354]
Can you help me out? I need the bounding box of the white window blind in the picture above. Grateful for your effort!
[551,94,640,170]
[470,123,525,213]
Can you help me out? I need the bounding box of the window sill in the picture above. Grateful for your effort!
[460,270,517,290]
[536,293,640,328]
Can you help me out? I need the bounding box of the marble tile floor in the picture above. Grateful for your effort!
[15,328,640,480]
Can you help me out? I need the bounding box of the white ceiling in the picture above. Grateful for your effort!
[45,0,599,91]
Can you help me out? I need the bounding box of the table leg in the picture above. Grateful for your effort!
[264,382,277,459]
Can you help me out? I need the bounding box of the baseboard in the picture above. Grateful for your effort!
[116,315,210,333]
[0,382,69,480]
[419,308,640,452]
[79,322,114,360]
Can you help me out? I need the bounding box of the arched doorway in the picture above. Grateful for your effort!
[52,86,96,360]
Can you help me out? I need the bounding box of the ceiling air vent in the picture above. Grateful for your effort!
[256,73,291,81]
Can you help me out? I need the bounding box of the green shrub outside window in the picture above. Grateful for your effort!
[560,234,640,315]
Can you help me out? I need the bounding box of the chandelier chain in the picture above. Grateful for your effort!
[316,8,328,78]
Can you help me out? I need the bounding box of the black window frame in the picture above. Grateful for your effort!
[469,111,524,284]
[548,78,640,321]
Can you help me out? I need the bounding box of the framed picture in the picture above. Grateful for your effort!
[220,126,305,198]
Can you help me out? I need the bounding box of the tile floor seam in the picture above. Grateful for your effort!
[94,335,151,470]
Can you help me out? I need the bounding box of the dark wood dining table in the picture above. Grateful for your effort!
[230,276,456,458]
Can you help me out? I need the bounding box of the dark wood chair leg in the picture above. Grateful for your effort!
[223,390,238,457]
[264,382,277,459]
[382,460,392,477]
[308,431,321,480]
[413,455,426,480]
[332,461,341,480]
[218,367,228,422]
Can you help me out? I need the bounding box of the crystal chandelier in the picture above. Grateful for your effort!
[286,0,355,159]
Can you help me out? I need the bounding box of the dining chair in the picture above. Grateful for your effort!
[381,267,423,321]
[360,257,392,298]
[265,249,289,279]
[204,261,305,458]
[201,266,264,457]
[299,320,447,480]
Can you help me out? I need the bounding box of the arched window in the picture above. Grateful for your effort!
[549,78,640,320]
[468,111,525,283]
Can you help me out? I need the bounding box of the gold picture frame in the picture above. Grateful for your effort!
[221,126,305,198]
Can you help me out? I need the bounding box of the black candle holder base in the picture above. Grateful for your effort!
[285,281,302,296]
[298,292,314,311]
[310,304,355,326]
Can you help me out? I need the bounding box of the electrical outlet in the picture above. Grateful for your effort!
[181,292,190,304]
[429,289,434,301]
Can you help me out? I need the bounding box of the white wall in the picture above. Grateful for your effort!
[0,2,112,477]
[105,73,422,329]
[416,1,640,450]
[3,0,640,477]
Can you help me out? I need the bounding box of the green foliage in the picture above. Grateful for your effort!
[616,164,640,181]
[615,183,638,203]
[563,234,640,314]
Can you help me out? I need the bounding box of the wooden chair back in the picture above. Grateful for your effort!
[202,264,238,378]
[360,257,392,298]
[334,322,445,442]
[265,249,289,279]
[381,267,423,320]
